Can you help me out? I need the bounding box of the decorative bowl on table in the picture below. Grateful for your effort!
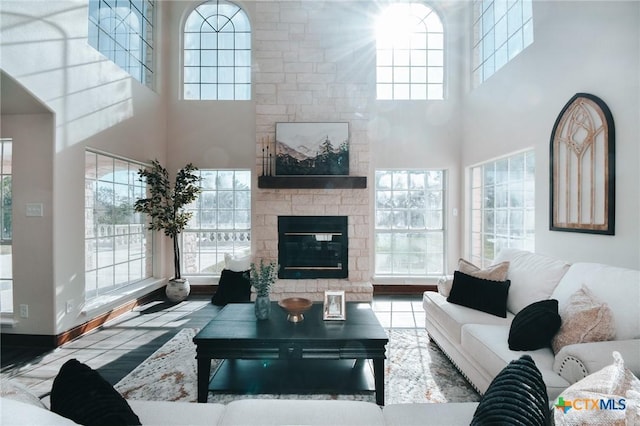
[278,297,313,323]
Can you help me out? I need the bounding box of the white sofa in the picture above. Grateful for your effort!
[424,248,640,400]
[1,396,480,426]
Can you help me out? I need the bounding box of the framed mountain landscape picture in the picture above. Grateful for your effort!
[275,122,349,175]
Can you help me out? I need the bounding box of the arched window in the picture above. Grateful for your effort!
[184,0,251,100]
[375,3,444,100]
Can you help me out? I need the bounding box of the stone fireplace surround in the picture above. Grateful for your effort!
[253,181,372,302]
[250,1,374,302]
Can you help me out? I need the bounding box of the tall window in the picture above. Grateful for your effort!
[376,3,444,100]
[184,0,251,100]
[472,0,533,87]
[182,170,251,276]
[469,150,535,267]
[85,151,151,301]
[0,139,12,313]
[88,0,155,88]
[375,170,445,277]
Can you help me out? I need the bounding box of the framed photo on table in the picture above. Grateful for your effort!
[323,290,346,321]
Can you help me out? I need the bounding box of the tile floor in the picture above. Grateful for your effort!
[0,294,424,399]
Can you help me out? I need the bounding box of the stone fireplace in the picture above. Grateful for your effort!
[251,1,373,302]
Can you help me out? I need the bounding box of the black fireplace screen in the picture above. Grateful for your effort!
[278,216,348,279]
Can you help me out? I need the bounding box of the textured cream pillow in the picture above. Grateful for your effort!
[458,258,510,281]
[552,285,616,354]
[553,351,640,426]
[437,259,509,297]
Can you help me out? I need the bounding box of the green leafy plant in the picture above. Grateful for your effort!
[134,159,202,280]
[250,260,279,297]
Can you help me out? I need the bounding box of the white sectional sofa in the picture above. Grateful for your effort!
[1,396,480,426]
[424,248,640,400]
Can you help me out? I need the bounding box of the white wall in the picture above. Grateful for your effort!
[462,1,640,268]
[0,1,166,335]
[1,114,55,335]
[164,1,256,173]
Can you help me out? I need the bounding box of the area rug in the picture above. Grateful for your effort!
[114,328,480,405]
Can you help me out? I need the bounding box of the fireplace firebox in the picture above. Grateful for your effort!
[278,216,348,279]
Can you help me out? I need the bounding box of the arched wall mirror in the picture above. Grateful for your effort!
[549,93,615,235]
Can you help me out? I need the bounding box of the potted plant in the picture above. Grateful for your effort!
[250,260,278,320]
[134,159,202,302]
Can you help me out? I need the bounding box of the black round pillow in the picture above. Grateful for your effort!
[508,299,561,350]
[471,354,550,426]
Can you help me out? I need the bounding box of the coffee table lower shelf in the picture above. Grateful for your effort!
[209,359,375,395]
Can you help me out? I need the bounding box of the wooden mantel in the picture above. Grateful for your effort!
[258,175,367,189]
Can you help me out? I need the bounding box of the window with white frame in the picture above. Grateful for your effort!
[182,170,251,276]
[85,151,152,301]
[375,170,445,277]
[0,139,12,313]
[375,3,444,100]
[184,0,251,100]
[469,150,535,267]
[88,0,155,88]
[472,0,533,87]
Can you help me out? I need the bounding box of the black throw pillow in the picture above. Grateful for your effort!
[50,359,141,426]
[508,299,561,351]
[447,271,511,318]
[471,355,550,426]
[211,268,251,306]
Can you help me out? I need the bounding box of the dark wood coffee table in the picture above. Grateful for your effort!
[193,302,389,405]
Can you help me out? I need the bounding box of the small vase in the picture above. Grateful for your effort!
[254,295,271,320]
[166,278,190,302]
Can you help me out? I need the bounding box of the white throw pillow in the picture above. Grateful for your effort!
[224,253,251,272]
[553,351,640,426]
[493,248,570,315]
[437,276,454,297]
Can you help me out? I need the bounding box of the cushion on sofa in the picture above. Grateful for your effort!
[471,354,550,426]
[423,291,513,345]
[219,399,385,426]
[459,258,510,281]
[0,379,46,409]
[211,268,251,306]
[550,262,640,340]
[461,324,568,399]
[437,259,510,297]
[383,402,479,426]
[553,351,640,425]
[551,285,616,354]
[493,248,570,315]
[447,271,511,318]
[508,299,561,351]
[50,359,141,426]
[128,400,226,426]
[1,398,79,426]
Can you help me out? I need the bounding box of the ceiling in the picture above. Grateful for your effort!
[1,71,51,115]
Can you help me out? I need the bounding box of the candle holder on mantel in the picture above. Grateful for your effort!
[260,137,275,177]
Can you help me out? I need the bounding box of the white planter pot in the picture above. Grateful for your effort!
[166,278,190,302]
